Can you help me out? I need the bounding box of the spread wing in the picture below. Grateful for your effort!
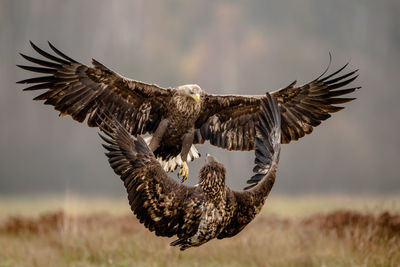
[18,41,173,135]
[194,94,261,151]
[195,59,359,149]
[218,93,281,239]
[99,117,203,238]
[271,60,360,144]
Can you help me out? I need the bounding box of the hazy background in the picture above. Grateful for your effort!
[0,0,399,196]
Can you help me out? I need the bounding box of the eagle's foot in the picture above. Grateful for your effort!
[178,162,189,183]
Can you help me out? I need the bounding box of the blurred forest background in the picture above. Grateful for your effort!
[1,0,399,195]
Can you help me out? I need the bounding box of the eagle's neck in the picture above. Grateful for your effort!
[199,165,226,204]
[170,94,202,117]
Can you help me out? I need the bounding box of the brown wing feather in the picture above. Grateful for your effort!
[195,94,262,151]
[18,41,173,135]
[218,94,281,239]
[99,117,203,238]
[195,61,359,149]
[271,63,360,144]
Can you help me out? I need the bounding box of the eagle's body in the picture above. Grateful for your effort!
[18,42,360,181]
[99,94,281,250]
[171,163,230,249]
[153,88,202,164]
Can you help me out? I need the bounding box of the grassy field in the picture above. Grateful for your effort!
[0,195,399,267]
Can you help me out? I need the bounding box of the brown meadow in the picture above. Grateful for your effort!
[0,195,399,267]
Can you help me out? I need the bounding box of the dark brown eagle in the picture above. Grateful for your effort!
[18,41,360,181]
[99,93,281,250]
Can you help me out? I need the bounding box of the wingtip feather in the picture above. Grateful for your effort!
[245,93,281,189]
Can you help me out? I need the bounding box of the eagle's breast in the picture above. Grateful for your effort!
[188,196,228,247]
[169,94,202,119]
[160,94,202,148]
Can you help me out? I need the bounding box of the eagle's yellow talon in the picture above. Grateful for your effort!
[178,162,189,183]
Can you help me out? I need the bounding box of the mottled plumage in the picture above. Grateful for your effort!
[18,42,359,180]
[99,93,281,250]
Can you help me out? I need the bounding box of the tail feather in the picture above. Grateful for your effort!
[170,238,185,246]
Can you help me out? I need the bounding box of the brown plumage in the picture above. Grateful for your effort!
[18,42,360,180]
[99,94,281,250]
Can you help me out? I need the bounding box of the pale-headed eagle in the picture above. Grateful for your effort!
[18,42,360,181]
[99,93,281,250]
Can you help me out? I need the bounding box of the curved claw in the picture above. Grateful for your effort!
[178,162,189,183]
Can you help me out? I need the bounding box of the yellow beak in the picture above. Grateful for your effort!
[191,93,201,103]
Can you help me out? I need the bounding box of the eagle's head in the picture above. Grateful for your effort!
[198,154,226,200]
[176,84,202,103]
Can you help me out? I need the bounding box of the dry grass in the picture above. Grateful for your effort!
[0,195,399,267]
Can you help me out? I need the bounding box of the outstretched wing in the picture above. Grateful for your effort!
[218,93,281,239]
[18,41,173,135]
[271,61,360,144]
[195,60,359,149]
[194,94,261,151]
[99,117,203,238]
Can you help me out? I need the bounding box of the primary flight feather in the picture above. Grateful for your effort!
[18,41,360,181]
[98,93,281,250]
